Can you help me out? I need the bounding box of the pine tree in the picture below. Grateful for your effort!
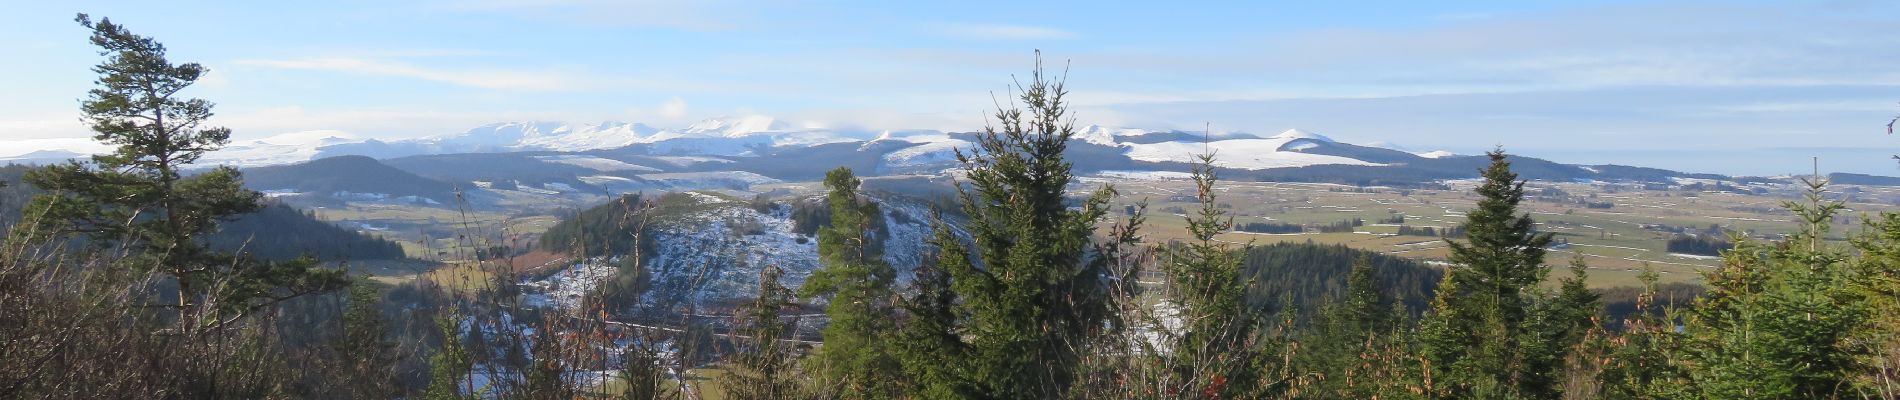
[1303,255,1391,397]
[17,14,346,330]
[1521,254,1601,396]
[426,312,475,400]
[1420,149,1558,397]
[1678,176,1870,398]
[1154,152,1262,398]
[1593,268,1688,399]
[895,216,975,399]
[1339,255,1396,336]
[1849,210,1900,397]
[333,278,401,398]
[921,51,1138,399]
[799,167,901,398]
[727,264,800,400]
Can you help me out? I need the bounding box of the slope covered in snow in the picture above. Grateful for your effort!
[1124,129,1382,169]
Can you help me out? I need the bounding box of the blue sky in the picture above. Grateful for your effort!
[3,0,1899,176]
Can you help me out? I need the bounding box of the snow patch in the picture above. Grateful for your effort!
[534,155,660,172]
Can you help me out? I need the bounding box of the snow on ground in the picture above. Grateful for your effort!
[578,175,657,193]
[1094,170,1194,180]
[1417,150,1457,159]
[1668,253,1722,260]
[522,259,622,309]
[684,191,731,204]
[638,194,821,307]
[514,122,661,151]
[1672,177,1717,185]
[542,182,579,193]
[637,171,780,190]
[534,155,660,172]
[647,156,734,168]
[1124,137,1381,169]
[872,197,944,277]
[333,191,391,201]
[202,130,364,166]
[513,190,946,311]
[870,131,970,173]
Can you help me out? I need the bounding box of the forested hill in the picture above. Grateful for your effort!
[1,164,406,261]
[207,204,407,261]
[538,193,651,257]
[1241,242,1444,317]
[240,155,458,201]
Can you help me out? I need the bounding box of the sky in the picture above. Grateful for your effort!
[2,0,1899,176]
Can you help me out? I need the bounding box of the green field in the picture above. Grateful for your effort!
[1091,178,1895,288]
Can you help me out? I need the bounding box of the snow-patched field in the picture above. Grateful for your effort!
[1124,138,1380,169]
[534,155,660,172]
[637,171,780,190]
[1093,170,1194,180]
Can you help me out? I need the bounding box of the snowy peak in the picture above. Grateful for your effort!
[1269,128,1334,142]
[683,115,793,138]
[1075,124,1142,146]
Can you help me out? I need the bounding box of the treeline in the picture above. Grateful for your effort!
[1235,221,1302,234]
[1666,234,1732,256]
[1240,241,1442,317]
[1317,217,1365,233]
[209,203,406,261]
[538,193,653,257]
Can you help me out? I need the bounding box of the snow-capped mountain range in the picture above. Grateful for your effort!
[149,115,1454,170]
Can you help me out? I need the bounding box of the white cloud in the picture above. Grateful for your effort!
[659,97,688,118]
[934,23,1077,40]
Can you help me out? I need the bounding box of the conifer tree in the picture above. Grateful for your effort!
[1154,152,1262,398]
[18,14,345,330]
[922,51,1138,399]
[1339,254,1396,336]
[1678,176,1870,398]
[799,167,901,398]
[1420,149,1558,397]
[426,312,475,400]
[727,264,800,399]
[333,278,401,398]
[1305,255,1400,397]
[895,218,975,399]
[1849,210,1900,397]
[1592,268,1688,399]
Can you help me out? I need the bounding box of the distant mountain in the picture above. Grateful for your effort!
[7,116,1855,192]
[0,150,88,165]
[300,116,879,162]
[1829,172,1900,186]
[242,155,458,203]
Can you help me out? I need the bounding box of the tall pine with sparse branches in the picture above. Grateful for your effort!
[16,14,346,332]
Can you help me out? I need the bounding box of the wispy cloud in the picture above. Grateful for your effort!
[236,57,578,90]
[934,23,1076,40]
